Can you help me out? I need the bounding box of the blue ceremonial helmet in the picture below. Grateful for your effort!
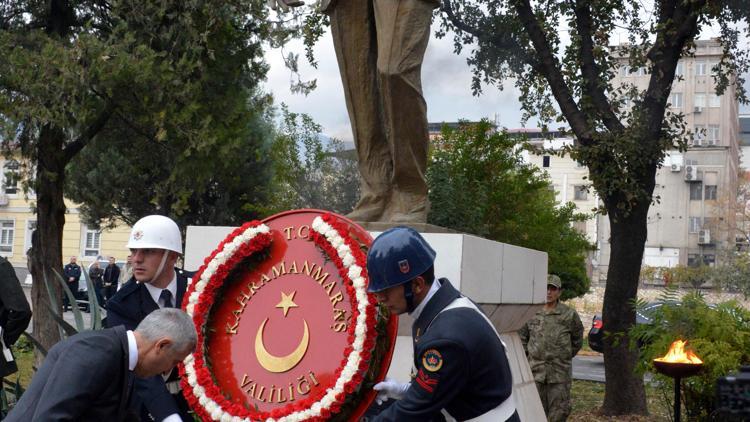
[367,227,436,308]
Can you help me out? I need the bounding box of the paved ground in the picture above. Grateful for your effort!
[573,355,606,382]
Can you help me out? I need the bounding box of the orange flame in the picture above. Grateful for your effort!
[654,340,702,364]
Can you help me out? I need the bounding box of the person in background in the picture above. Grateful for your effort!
[519,274,583,422]
[89,260,105,309]
[103,256,121,306]
[0,256,32,380]
[5,308,197,422]
[119,254,133,290]
[63,256,81,311]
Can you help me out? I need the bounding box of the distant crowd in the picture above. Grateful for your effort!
[62,254,134,311]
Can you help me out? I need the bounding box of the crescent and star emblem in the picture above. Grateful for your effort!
[255,291,310,373]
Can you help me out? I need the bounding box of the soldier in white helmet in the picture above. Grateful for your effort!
[106,215,193,422]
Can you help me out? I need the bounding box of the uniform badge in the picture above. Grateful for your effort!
[422,349,443,372]
[398,259,410,274]
[133,230,144,240]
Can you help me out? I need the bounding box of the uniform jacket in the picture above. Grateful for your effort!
[5,326,136,422]
[375,279,516,421]
[519,302,583,384]
[0,257,32,378]
[63,263,81,283]
[106,269,191,421]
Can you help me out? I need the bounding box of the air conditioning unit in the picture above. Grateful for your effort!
[670,163,682,172]
[698,229,711,244]
[0,194,8,207]
[685,165,699,181]
[694,106,704,113]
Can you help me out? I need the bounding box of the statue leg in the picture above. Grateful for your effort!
[329,0,392,222]
[374,0,434,223]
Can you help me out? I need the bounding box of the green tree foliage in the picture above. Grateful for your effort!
[427,121,593,299]
[630,293,750,420]
[0,0,286,352]
[439,0,749,414]
[64,92,274,228]
[267,105,360,215]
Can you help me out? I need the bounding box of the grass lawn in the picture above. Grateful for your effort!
[571,380,672,421]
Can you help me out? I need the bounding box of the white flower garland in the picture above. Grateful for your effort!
[182,217,373,421]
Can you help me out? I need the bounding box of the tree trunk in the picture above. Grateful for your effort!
[29,124,68,362]
[600,195,651,415]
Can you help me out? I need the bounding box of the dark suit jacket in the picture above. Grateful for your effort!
[4,326,134,422]
[106,269,190,421]
[104,263,121,287]
[0,257,32,378]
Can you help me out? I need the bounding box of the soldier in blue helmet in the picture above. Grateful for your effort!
[368,227,520,422]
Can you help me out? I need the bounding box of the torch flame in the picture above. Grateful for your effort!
[654,340,702,364]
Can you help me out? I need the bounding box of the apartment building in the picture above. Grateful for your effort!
[595,39,740,282]
[0,157,131,281]
[521,40,740,283]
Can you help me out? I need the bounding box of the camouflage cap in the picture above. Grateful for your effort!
[547,274,562,289]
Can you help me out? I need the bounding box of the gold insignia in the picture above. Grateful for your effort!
[422,349,443,372]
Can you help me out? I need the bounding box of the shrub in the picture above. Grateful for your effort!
[630,292,750,420]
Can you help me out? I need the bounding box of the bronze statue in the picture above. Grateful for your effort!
[322,0,439,223]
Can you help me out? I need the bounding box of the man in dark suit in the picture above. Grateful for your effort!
[5,308,197,422]
[62,256,81,310]
[103,256,121,305]
[107,215,192,422]
[0,256,32,379]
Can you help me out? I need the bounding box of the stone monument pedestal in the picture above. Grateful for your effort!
[185,223,546,421]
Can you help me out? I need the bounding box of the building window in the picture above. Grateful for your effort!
[670,93,683,108]
[542,156,550,168]
[707,125,720,145]
[3,160,19,195]
[690,183,703,200]
[687,253,703,267]
[704,185,717,200]
[709,94,721,108]
[574,185,588,200]
[685,159,698,166]
[83,226,101,257]
[689,217,702,233]
[695,61,707,76]
[693,125,705,146]
[619,65,629,77]
[675,61,684,77]
[702,254,716,266]
[24,220,36,255]
[0,220,14,255]
[694,93,706,108]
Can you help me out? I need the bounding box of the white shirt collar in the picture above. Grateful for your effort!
[126,330,138,371]
[409,278,441,321]
[144,271,177,308]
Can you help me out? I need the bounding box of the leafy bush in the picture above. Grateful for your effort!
[427,120,594,299]
[630,292,750,420]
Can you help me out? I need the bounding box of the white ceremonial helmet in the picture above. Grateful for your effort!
[127,215,182,254]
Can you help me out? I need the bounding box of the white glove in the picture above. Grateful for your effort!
[373,378,410,405]
[267,0,304,12]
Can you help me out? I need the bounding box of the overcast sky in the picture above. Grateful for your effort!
[264,25,750,143]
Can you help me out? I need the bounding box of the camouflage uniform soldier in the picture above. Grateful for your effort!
[519,274,583,422]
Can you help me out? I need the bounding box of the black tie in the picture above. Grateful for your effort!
[160,289,173,308]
